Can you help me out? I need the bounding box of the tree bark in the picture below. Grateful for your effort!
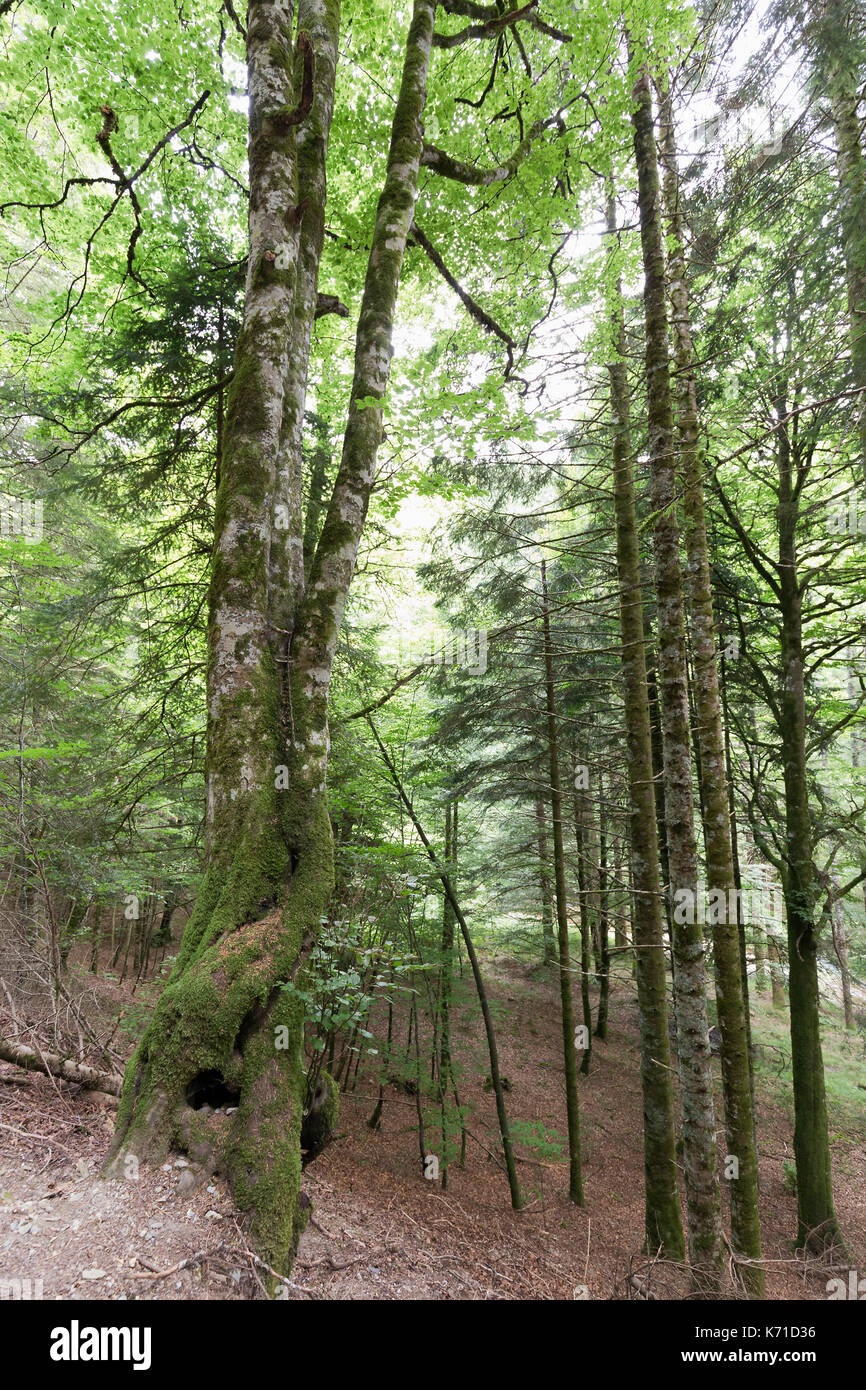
[631,67,723,1285]
[534,794,557,966]
[604,184,684,1260]
[107,0,438,1282]
[541,558,584,1204]
[775,380,843,1251]
[660,83,763,1292]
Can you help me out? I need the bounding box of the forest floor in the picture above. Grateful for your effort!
[0,953,863,1301]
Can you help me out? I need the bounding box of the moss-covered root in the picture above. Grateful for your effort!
[227,989,309,1281]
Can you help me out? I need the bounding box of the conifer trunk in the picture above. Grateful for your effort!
[540,558,584,1204]
[660,85,763,1292]
[604,186,683,1259]
[631,68,723,1285]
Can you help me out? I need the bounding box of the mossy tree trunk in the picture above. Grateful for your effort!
[630,67,723,1287]
[604,185,684,1260]
[107,0,438,1281]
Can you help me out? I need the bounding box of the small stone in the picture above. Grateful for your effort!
[81,1269,106,1280]
[173,1158,189,1169]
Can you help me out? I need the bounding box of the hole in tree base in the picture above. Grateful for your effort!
[185,1070,241,1111]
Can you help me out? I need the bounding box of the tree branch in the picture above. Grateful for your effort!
[410,220,515,375]
[421,116,549,184]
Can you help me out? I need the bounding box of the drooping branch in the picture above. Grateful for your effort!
[410,220,515,375]
[455,33,502,108]
[221,0,246,39]
[2,89,211,325]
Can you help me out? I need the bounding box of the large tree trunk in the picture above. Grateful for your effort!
[107,0,437,1282]
[659,85,763,1293]
[631,68,723,1286]
[604,186,684,1260]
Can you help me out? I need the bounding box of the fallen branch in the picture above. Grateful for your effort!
[128,1249,212,1281]
[0,1035,122,1096]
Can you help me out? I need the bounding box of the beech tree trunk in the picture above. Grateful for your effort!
[107,0,438,1281]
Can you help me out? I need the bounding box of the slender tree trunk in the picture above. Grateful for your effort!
[719,633,756,1078]
[439,799,457,1184]
[753,931,769,993]
[595,778,610,1040]
[572,776,594,1075]
[775,385,843,1251]
[631,69,723,1286]
[367,718,522,1209]
[829,880,855,1029]
[644,625,674,961]
[534,794,557,966]
[540,558,584,1204]
[613,832,626,949]
[605,184,684,1260]
[767,924,787,1009]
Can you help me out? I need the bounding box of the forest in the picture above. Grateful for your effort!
[0,0,865,1325]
